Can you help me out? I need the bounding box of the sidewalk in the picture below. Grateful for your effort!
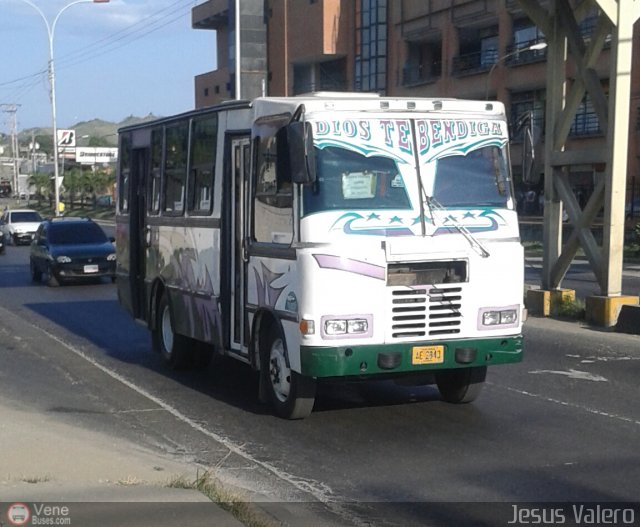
[0,401,246,527]
[0,301,258,527]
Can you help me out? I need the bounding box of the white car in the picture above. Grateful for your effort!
[0,209,44,245]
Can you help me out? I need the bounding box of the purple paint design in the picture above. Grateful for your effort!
[254,262,288,308]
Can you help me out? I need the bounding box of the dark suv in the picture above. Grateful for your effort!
[30,217,116,286]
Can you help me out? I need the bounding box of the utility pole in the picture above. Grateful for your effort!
[1,104,21,198]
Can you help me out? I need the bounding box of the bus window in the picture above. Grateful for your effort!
[188,115,217,215]
[118,134,131,213]
[148,128,163,214]
[432,146,511,207]
[163,122,189,215]
[253,130,293,244]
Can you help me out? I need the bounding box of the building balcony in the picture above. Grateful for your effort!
[402,62,442,87]
[292,78,347,95]
[452,49,497,77]
[504,39,548,66]
[192,0,229,30]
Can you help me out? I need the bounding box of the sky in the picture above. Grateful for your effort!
[0,0,217,132]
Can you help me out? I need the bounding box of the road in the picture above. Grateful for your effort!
[1,240,639,526]
[525,255,640,299]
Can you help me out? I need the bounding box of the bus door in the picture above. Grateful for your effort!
[128,147,148,320]
[229,136,251,356]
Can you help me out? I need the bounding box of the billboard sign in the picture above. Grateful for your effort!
[75,147,118,165]
[57,129,76,148]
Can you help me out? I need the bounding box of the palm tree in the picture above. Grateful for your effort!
[28,172,52,206]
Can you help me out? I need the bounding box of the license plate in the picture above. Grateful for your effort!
[412,345,444,365]
[84,264,99,274]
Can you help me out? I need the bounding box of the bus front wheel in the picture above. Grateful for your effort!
[435,366,486,403]
[153,293,191,369]
[262,326,316,419]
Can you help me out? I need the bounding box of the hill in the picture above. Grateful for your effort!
[16,114,160,147]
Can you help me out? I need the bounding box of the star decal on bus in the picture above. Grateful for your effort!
[331,212,414,236]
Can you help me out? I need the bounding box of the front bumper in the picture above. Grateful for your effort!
[13,232,35,244]
[53,261,116,280]
[300,335,523,378]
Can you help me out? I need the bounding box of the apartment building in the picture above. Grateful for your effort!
[192,0,640,206]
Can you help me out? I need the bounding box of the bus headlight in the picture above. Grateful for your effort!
[479,306,519,329]
[321,316,371,339]
[325,319,348,335]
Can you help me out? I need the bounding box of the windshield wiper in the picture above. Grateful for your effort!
[424,195,491,259]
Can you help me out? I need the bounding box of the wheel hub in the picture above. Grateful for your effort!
[269,338,290,402]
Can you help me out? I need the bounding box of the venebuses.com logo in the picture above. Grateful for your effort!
[6,503,30,526]
[5,502,72,525]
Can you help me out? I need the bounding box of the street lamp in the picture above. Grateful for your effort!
[8,0,110,216]
[484,41,547,100]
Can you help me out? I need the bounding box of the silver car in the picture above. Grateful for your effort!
[0,209,44,245]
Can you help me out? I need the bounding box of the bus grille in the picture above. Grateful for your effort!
[390,287,463,339]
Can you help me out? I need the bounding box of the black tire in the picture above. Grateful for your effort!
[45,263,60,287]
[151,292,192,369]
[435,366,486,404]
[261,325,316,419]
[30,259,42,282]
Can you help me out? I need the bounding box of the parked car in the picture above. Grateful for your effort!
[0,209,43,245]
[0,229,4,254]
[30,217,116,286]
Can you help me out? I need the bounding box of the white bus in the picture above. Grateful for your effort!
[115,94,524,419]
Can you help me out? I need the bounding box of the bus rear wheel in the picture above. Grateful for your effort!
[435,366,486,403]
[262,326,316,419]
[152,293,191,369]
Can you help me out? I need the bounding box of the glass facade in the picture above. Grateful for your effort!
[354,0,387,93]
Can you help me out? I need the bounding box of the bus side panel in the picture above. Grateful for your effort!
[153,223,223,348]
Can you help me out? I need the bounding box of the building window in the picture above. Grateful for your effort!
[506,20,546,65]
[452,26,498,76]
[570,96,602,137]
[204,88,209,97]
[402,40,442,86]
[355,0,387,93]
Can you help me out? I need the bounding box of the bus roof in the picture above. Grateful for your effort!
[252,93,506,119]
[118,93,507,135]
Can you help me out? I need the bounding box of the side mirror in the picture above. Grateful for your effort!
[287,122,316,185]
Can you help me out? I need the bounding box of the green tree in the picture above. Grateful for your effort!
[28,172,52,204]
[35,135,53,157]
[63,167,86,209]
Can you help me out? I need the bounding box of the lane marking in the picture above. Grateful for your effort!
[489,383,640,427]
[528,369,608,382]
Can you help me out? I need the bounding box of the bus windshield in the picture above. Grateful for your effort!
[428,145,511,208]
[302,146,412,216]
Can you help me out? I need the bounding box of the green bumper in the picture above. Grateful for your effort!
[300,335,523,378]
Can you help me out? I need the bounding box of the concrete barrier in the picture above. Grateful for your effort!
[615,305,640,335]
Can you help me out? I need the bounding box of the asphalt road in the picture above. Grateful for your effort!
[1,241,639,526]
